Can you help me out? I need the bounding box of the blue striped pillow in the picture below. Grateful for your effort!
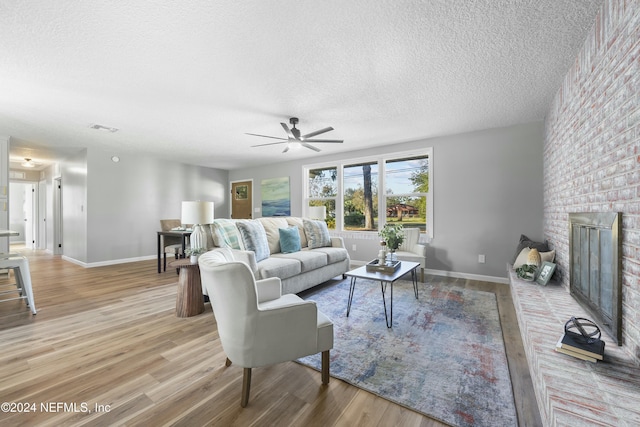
[303,219,331,249]
[237,220,270,262]
[211,219,243,249]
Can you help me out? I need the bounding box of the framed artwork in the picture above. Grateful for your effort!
[261,177,290,217]
[536,261,556,286]
[235,185,248,200]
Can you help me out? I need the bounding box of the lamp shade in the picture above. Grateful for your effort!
[307,206,326,220]
[181,201,214,225]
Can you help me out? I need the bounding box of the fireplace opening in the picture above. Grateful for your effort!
[568,212,622,345]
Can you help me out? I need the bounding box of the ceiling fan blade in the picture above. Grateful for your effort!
[280,122,295,139]
[303,139,344,143]
[245,133,288,141]
[302,143,321,152]
[251,141,287,147]
[301,127,333,139]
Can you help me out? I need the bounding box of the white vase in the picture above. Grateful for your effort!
[190,255,199,264]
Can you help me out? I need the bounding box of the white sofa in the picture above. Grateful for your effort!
[204,217,350,295]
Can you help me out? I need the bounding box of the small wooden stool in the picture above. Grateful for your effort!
[169,259,205,317]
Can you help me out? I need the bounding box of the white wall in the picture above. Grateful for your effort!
[32,147,229,265]
[61,149,88,262]
[229,121,544,279]
[8,182,27,242]
[84,148,228,264]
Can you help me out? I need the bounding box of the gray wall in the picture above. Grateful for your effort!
[55,148,228,264]
[230,121,544,279]
[61,149,89,263]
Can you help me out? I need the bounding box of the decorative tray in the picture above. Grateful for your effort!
[366,259,401,274]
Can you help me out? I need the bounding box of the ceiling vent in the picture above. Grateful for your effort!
[89,123,119,133]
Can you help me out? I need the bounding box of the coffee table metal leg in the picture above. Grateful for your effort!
[412,269,419,299]
[380,280,393,328]
[346,276,357,317]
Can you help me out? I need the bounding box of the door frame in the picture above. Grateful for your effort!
[54,177,62,255]
[230,179,253,219]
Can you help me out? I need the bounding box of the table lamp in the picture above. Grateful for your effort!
[307,206,326,220]
[181,201,214,252]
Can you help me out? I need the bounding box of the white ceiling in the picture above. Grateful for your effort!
[0,0,603,171]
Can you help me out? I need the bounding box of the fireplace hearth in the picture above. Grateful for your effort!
[568,212,622,345]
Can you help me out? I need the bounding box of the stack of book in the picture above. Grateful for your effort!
[555,330,605,363]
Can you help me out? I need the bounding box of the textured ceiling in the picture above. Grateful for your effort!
[0,0,603,170]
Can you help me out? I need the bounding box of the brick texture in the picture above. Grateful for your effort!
[544,0,640,363]
[534,1,640,425]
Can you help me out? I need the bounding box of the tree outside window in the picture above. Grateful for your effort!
[343,161,378,230]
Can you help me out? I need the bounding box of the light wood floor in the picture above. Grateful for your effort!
[0,247,541,426]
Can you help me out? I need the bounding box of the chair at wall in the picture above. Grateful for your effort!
[160,219,185,272]
[199,248,333,407]
[0,255,36,314]
[393,227,427,282]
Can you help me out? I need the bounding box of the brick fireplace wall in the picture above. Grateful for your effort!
[544,0,640,361]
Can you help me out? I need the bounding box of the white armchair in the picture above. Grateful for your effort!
[394,227,427,282]
[198,248,334,407]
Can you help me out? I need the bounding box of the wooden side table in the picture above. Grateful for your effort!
[169,259,205,317]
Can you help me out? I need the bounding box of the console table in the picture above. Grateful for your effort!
[157,229,191,273]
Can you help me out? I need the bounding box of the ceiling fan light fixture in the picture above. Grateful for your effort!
[248,117,343,153]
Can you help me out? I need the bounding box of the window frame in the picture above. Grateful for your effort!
[303,148,433,237]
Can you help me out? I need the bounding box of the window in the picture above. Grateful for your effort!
[343,161,378,230]
[304,149,432,236]
[307,166,337,229]
[383,156,429,233]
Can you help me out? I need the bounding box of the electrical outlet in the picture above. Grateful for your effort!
[352,244,357,251]
[478,254,485,264]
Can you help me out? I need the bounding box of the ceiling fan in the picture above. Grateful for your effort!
[247,117,343,153]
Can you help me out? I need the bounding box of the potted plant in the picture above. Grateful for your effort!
[186,248,206,264]
[515,264,537,281]
[379,223,404,260]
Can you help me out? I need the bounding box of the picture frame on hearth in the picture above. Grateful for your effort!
[536,261,556,286]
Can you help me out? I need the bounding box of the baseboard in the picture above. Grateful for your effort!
[349,259,508,285]
[62,254,157,268]
[424,268,509,285]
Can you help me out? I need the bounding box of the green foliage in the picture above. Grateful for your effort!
[344,213,365,226]
[186,247,206,256]
[379,223,404,250]
[515,264,538,280]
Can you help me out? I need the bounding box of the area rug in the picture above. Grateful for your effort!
[298,279,517,427]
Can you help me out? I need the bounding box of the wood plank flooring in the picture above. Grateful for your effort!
[0,247,541,426]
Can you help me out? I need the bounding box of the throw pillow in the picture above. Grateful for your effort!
[211,219,243,250]
[303,219,331,249]
[285,217,308,248]
[513,247,556,269]
[279,227,301,253]
[236,220,270,262]
[510,234,550,264]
